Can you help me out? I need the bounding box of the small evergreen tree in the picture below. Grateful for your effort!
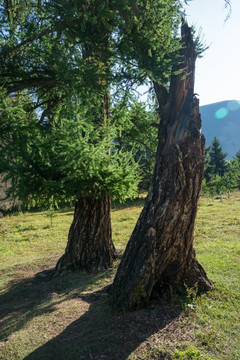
[204,146,214,183]
[236,150,240,163]
[234,150,240,189]
[205,137,228,181]
[203,140,239,197]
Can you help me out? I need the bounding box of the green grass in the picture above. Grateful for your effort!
[0,193,239,359]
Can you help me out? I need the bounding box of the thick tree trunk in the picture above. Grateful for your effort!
[53,36,115,276]
[110,22,213,310]
[53,195,116,275]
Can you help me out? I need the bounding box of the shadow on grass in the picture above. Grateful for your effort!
[0,267,115,342]
[0,265,184,360]
[23,289,182,360]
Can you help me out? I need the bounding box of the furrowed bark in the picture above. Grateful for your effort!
[110,21,213,310]
[54,196,116,275]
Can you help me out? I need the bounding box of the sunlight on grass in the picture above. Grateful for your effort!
[0,193,240,359]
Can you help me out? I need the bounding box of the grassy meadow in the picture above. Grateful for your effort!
[0,193,239,360]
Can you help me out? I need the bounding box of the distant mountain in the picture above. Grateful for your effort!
[200,100,240,159]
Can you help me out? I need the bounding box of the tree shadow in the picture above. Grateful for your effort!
[0,266,115,342]
[23,290,182,360]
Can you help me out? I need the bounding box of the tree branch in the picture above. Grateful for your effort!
[39,95,65,124]
[0,28,52,58]
[3,78,59,93]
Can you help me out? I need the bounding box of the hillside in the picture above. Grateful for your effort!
[200,100,240,159]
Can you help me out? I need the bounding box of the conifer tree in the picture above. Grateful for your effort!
[205,137,228,182]
[233,151,240,190]
[203,141,239,197]
[236,150,240,163]
[0,0,182,274]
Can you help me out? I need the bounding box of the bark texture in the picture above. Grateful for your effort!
[54,33,115,276]
[54,195,116,275]
[110,22,213,310]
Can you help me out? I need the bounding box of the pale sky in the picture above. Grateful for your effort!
[185,0,240,106]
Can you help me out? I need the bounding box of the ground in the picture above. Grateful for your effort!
[0,194,239,359]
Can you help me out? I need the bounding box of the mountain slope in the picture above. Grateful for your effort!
[200,100,240,159]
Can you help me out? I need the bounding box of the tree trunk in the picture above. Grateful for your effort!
[53,33,115,276]
[53,195,116,275]
[110,22,213,310]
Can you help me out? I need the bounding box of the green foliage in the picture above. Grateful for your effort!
[204,137,228,181]
[0,0,183,104]
[0,90,139,208]
[112,100,158,192]
[46,199,58,227]
[115,0,182,85]
[235,150,240,189]
[236,149,240,163]
[0,0,184,208]
[202,166,239,198]
[174,347,212,360]
[191,26,209,59]
[203,137,239,197]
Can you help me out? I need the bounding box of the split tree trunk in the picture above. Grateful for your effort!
[54,195,116,275]
[110,22,213,310]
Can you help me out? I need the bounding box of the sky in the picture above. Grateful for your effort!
[185,0,240,106]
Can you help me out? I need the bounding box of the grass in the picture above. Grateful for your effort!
[0,193,240,359]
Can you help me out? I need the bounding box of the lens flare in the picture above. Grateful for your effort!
[215,107,229,119]
[227,100,240,111]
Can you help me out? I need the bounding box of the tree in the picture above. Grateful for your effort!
[110,21,213,311]
[229,153,240,191]
[0,0,128,274]
[0,90,139,270]
[0,0,182,274]
[236,150,240,163]
[202,140,240,197]
[205,137,228,182]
